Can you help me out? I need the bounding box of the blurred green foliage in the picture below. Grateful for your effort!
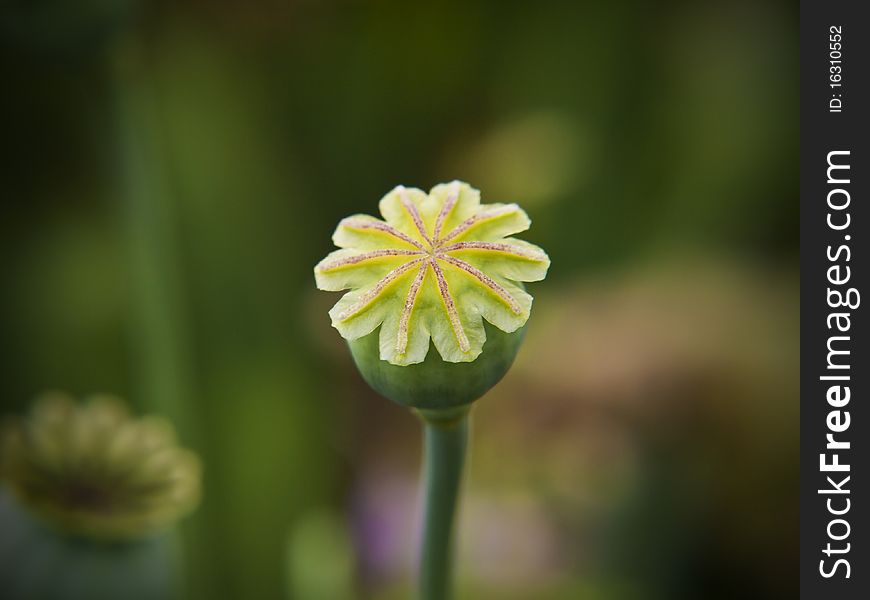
[1,1,796,598]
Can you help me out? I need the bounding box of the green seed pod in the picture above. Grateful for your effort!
[0,392,201,541]
[0,393,201,599]
[349,321,525,411]
[315,181,549,411]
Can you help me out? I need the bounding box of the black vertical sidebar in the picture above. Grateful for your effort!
[800,1,868,598]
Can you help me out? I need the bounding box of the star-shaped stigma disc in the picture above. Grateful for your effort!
[315,181,550,365]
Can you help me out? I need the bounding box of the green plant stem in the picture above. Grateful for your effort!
[109,35,194,436]
[419,411,469,600]
[108,34,211,599]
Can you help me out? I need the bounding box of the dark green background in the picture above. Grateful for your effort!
[1,1,797,598]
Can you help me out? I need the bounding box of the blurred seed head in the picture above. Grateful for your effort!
[0,392,201,541]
